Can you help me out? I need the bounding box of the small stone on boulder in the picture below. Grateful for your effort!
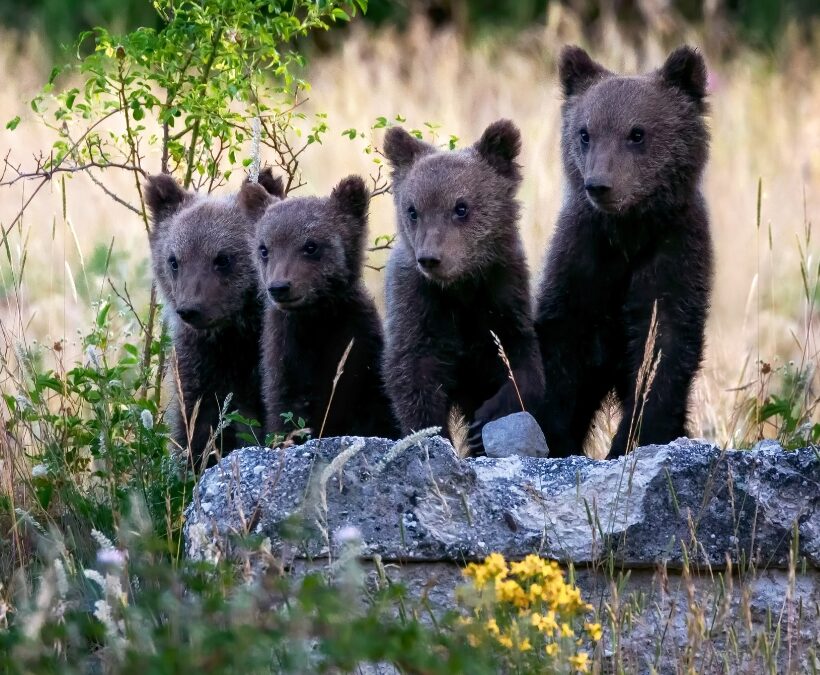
[482,411,549,458]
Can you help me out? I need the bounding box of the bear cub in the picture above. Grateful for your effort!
[239,176,398,440]
[534,46,714,458]
[383,120,544,454]
[146,169,284,469]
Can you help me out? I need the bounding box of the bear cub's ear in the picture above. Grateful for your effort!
[383,127,433,172]
[239,181,275,221]
[145,174,188,224]
[475,119,521,181]
[660,46,707,105]
[558,45,608,97]
[331,175,369,221]
[256,167,286,200]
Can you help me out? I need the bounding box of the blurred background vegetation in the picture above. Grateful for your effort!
[1,0,818,54]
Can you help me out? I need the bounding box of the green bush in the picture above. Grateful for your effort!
[1,518,601,673]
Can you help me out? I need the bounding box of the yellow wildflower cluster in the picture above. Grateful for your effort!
[463,552,509,588]
[464,554,593,615]
[460,553,603,673]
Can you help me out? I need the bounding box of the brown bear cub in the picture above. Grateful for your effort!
[146,169,284,469]
[239,176,398,440]
[383,120,544,454]
[534,46,714,458]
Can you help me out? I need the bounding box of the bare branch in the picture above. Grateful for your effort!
[1,107,124,240]
[107,279,146,332]
[0,158,145,187]
[87,171,141,214]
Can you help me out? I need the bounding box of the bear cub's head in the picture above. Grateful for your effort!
[240,176,369,311]
[559,45,708,214]
[384,120,522,284]
[146,169,284,330]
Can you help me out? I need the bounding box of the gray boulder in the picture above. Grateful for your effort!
[184,436,818,569]
[183,436,820,674]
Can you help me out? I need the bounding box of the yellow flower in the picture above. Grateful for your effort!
[486,618,500,636]
[518,638,532,652]
[483,552,509,579]
[497,634,514,649]
[528,582,544,601]
[560,622,575,638]
[545,643,558,657]
[463,562,489,588]
[531,611,558,634]
[495,579,529,608]
[585,622,603,641]
[510,554,547,578]
[568,651,589,673]
[465,553,511,589]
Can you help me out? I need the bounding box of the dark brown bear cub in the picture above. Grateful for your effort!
[146,169,284,469]
[535,46,714,458]
[239,176,397,439]
[383,120,544,454]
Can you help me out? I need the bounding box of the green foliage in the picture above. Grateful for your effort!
[750,360,820,449]
[0,522,521,674]
[1,300,190,553]
[27,0,366,193]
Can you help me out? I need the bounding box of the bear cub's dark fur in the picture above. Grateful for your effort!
[383,120,544,454]
[240,176,398,439]
[534,46,714,458]
[146,169,285,468]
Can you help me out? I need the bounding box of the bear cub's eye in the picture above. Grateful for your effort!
[258,244,268,260]
[579,128,590,145]
[168,256,179,273]
[213,253,231,272]
[628,127,645,144]
[454,202,469,220]
[407,205,418,222]
[303,241,319,257]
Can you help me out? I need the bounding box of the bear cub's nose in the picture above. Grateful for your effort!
[268,282,292,301]
[417,256,441,271]
[584,180,612,199]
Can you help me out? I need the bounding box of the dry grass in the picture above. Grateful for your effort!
[1,15,819,453]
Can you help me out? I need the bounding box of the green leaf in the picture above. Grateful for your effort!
[96,301,111,328]
[5,116,20,131]
[34,480,54,510]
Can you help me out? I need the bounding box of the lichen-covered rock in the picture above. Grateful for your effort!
[184,436,819,569]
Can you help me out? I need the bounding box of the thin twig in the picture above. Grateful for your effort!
[2,107,123,240]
